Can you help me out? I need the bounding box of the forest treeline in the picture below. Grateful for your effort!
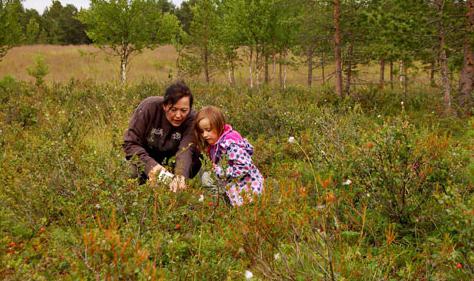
[0,0,473,111]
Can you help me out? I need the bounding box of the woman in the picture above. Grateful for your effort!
[123,81,201,191]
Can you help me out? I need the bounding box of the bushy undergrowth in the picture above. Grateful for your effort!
[0,78,473,280]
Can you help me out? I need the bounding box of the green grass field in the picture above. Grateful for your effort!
[0,45,472,280]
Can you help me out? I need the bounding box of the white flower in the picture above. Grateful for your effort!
[274,253,281,260]
[342,179,352,185]
[288,136,295,144]
[366,193,370,198]
[198,194,204,202]
[377,114,382,118]
[95,204,101,209]
[401,101,404,106]
[316,204,326,210]
[132,201,138,206]
[245,270,253,279]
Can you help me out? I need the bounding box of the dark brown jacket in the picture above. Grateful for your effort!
[123,96,196,177]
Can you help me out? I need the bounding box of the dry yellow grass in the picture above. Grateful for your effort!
[0,44,178,84]
[0,44,432,86]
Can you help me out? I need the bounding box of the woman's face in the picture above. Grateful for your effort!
[163,96,190,127]
[198,117,219,145]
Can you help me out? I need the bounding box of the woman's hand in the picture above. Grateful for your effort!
[169,175,187,192]
[148,164,169,185]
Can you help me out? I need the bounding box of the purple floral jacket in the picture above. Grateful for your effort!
[208,124,264,206]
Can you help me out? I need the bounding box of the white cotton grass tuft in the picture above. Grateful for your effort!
[198,194,204,202]
[245,270,254,279]
[274,253,281,260]
[288,136,295,144]
[342,179,352,185]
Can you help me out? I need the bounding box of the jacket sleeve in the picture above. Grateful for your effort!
[174,121,194,178]
[214,142,252,180]
[123,103,157,176]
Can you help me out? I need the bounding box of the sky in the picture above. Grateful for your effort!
[23,0,184,14]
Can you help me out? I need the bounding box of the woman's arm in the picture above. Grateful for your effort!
[123,102,160,176]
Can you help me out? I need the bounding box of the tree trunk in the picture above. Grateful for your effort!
[379,58,385,89]
[279,52,283,90]
[283,57,287,90]
[399,60,408,99]
[230,61,236,86]
[272,53,277,87]
[390,60,394,89]
[430,61,436,87]
[345,41,353,96]
[307,47,313,88]
[120,56,127,84]
[321,52,326,85]
[459,0,474,110]
[333,0,343,97]
[204,46,210,84]
[436,0,451,113]
[227,59,236,87]
[264,52,269,84]
[255,46,261,87]
[459,40,474,108]
[249,47,253,88]
[120,44,129,84]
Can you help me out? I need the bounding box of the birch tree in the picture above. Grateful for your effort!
[79,0,180,84]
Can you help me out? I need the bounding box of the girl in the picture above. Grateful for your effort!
[194,106,264,206]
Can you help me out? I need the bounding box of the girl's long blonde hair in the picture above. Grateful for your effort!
[193,106,226,152]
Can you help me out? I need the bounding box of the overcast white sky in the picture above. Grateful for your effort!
[23,0,184,14]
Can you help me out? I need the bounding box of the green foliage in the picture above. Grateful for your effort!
[0,81,472,280]
[0,0,24,60]
[353,117,461,232]
[79,0,179,48]
[27,55,49,87]
[41,1,90,45]
[25,18,40,44]
[79,0,181,83]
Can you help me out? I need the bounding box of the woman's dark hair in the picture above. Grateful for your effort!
[163,81,193,108]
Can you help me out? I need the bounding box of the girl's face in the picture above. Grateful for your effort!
[198,117,219,145]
